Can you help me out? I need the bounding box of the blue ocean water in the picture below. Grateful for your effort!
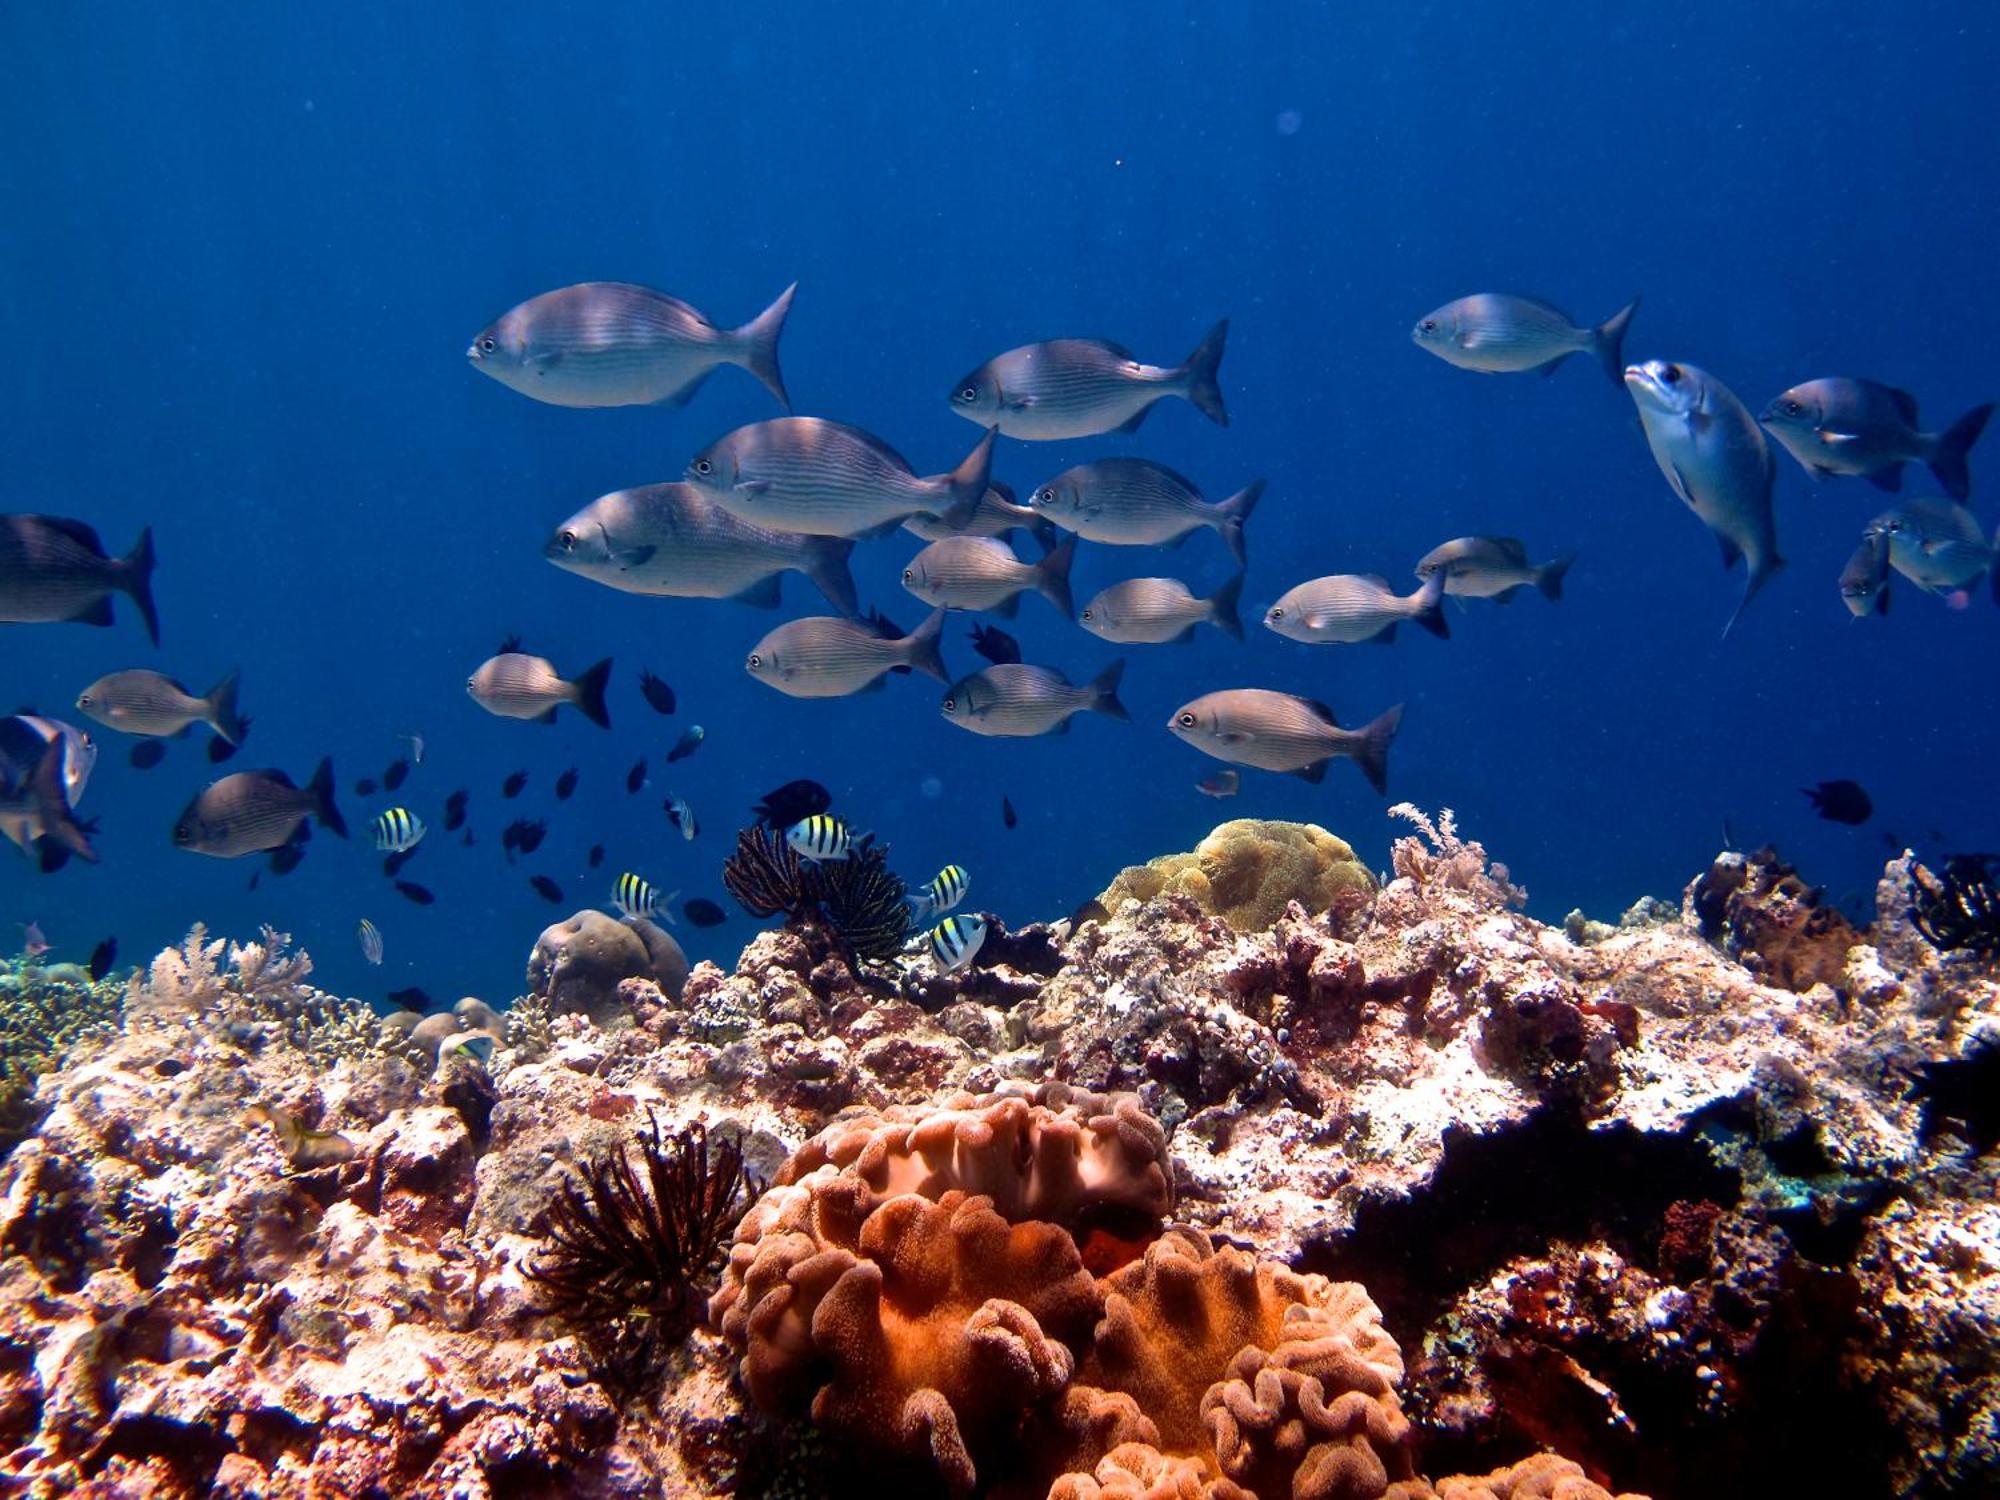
[3,5,1996,1006]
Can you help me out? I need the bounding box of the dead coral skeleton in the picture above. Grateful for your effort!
[1388,804,1527,909]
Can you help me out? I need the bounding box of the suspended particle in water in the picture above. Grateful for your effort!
[920,775,943,800]
[1275,109,1303,136]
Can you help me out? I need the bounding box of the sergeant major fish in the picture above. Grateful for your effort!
[1624,360,1781,637]
[948,321,1229,440]
[787,814,854,862]
[1411,293,1639,384]
[1079,574,1245,644]
[468,649,612,728]
[76,669,244,742]
[0,516,159,645]
[922,913,988,973]
[686,418,994,538]
[371,807,426,854]
[467,280,795,410]
[940,661,1128,738]
[545,482,860,618]
[746,609,947,698]
[909,864,970,919]
[1759,378,1993,500]
[1264,572,1447,645]
[1030,461,1262,566]
[174,759,346,858]
[901,535,1076,619]
[1415,539,1573,603]
[1168,689,1403,793]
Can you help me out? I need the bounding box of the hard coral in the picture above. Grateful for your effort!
[723,823,913,961]
[1095,820,1376,934]
[0,964,120,1153]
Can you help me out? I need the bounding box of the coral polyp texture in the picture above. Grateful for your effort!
[0,818,1993,1497]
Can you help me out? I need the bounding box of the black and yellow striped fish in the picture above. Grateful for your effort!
[926,913,988,973]
[612,871,678,923]
[910,864,970,918]
[371,807,426,853]
[785,813,853,862]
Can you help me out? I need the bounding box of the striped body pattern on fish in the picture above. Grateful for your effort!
[371,807,426,853]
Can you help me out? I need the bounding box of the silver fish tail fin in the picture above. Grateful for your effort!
[1036,534,1077,620]
[933,427,996,527]
[734,282,797,410]
[122,526,160,646]
[1412,569,1450,638]
[1208,572,1246,641]
[1088,659,1129,722]
[1722,553,1785,641]
[1592,297,1641,386]
[1929,402,1994,501]
[1180,319,1230,425]
[905,607,950,684]
[1350,703,1404,796]
[1536,553,1576,602]
[205,669,246,745]
[307,757,347,838]
[802,535,860,619]
[572,658,614,730]
[1214,478,1264,567]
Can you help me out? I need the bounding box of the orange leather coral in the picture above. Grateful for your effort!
[1384,1452,1649,1499]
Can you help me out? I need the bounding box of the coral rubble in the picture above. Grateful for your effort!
[0,816,1992,1498]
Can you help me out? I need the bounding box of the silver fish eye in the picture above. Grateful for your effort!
[1419,319,1437,333]
[558,530,575,550]
[1081,607,1093,620]
[958,386,977,402]
[694,459,712,475]
[1178,711,1196,728]
[479,336,496,354]
[943,696,956,712]
[1269,607,1283,620]
[902,568,914,583]
[1784,399,1804,416]
[1660,363,1683,385]
[78,694,92,707]
[1034,488,1054,506]
[747,652,761,668]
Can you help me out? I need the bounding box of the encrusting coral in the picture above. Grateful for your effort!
[1094,819,1376,933]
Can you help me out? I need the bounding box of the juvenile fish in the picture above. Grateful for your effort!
[468,651,612,728]
[902,535,1076,618]
[1169,690,1402,793]
[941,661,1128,738]
[1266,571,1447,645]
[382,758,409,792]
[1839,527,1893,617]
[687,418,994,538]
[174,759,346,858]
[626,759,648,794]
[1626,360,1781,637]
[555,767,578,800]
[502,770,527,799]
[1411,293,1638,384]
[1415,539,1573,603]
[546,482,859,617]
[76,669,244,742]
[528,875,564,904]
[1760,379,1993,499]
[357,918,384,965]
[902,482,1055,545]
[667,725,705,763]
[638,671,677,715]
[923,913,988,973]
[747,609,947,698]
[467,280,795,409]
[0,516,159,644]
[665,793,698,840]
[1081,574,1244,644]
[1030,461,1262,565]
[969,624,1022,665]
[394,880,436,906]
[949,321,1229,440]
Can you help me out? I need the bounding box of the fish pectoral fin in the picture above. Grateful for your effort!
[1002,393,1038,411]
[732,576,784,608]
[1113,406,1151,434]
[611,544,657,567]
[1818,429,1862,445]
[1290,760,1330,784]
[1666,462,1697,508]
[64,597,116,627]
[732,480,772,496]
[1215,729,1252,745]
[1714,531,1744,570]
[528,349,565,371]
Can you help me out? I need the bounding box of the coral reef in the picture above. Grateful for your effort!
[723,823,913,961]
[1093,818,1376,933]
[1907,854,2000,954]
[526,908,688,1021]
[0,961,121,1152]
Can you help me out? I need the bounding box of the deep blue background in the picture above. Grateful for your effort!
[3,4,1995,1005]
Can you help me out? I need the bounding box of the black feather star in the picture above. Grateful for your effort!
[722,823,912,961]
[1910,855,2000,954]
[526,1115,757,1391]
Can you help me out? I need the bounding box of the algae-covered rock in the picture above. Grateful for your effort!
[1096,818,1375,932]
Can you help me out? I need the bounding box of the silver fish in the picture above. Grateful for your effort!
[940,661,1127,738]
[467,281,794,409]
[0,717,96,863]
[467,652,612,728]
[1079,574,1244,644]
[665,793,699,841]
[357,918,384,966]
[76,669,244,742]
[1414,539,1573,603]
[1265,571,1448,645]
[0,516,158,645]
[1030,461,1262,565]
[545,482,858,617]
[1839,527,1892,618]
[1168,689,1402,793]
[687,418,994,538]
[902,535,1076,618]
[174,759,346,858]
[1760,379,1993,500]
[948,322,1229,440]
[1624,360,1781,636]
[746,608,947,698]
[1412,293,1638,384]
[1875,499,1998,598]
[902,482,1055,545]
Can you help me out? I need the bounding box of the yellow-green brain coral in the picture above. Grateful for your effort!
[1096,820,1375,933]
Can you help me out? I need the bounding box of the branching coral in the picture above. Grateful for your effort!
[1388,806,1526,910]
[530,1114,758,1392]
[503,989,556,1064]
[722,823,912,961]
[0,967,121,1154]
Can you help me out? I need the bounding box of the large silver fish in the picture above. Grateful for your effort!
[1168,689,1402,793]
[1079,574,1244,644]
[948,322,1229,440]
[0,715,96,863]
[1029,461,1262,565]
[1412,293,1638,384]
[901,535,1075,618]
[1265,571,1448,644]
[544,482,858,617]
[0,516,158,645]
[466,281,794,409]
[173,759,346,858]
[467,651,612,728]
[901,482,1055,546]
[1874,499,1998,598]
[1759,378,1992,500]
[1414,538,1573,603]
[1838,527,1892,618]
[76,669,244,742]
[687,418,993,538]
[940,661,1128,737]
[1624,360,1781,636]
[746,608,947,698]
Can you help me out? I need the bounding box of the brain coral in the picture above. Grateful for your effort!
[1096,820,1376,933]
